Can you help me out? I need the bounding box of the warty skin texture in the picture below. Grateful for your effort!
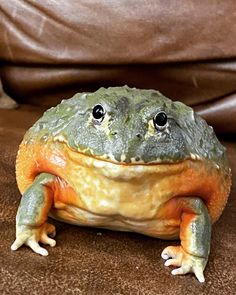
[12,86,231,283]
[23,86,229,168]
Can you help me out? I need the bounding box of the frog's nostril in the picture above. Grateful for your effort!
[111,131,118,135]
[136,133,142,139]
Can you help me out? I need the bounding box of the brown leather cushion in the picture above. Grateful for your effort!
[0,106,235,294]
[1,1,236,133]
[1,1,236,64]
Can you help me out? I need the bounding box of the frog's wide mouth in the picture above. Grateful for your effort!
[63,142,203,168]
[53,134,203,166]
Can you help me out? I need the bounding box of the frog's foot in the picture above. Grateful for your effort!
[11,222,56,256]
[161,245,207,283]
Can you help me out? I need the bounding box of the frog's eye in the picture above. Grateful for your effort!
[92,104,106,122]
[153,111,168,130]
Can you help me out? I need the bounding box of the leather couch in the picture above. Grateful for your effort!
[0,1,235,294]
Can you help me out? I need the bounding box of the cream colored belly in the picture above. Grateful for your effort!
[49,156,190,238]
[49,204,180,239]
[60,162,184,221]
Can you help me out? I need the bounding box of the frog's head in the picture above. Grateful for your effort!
[36,86,226,166]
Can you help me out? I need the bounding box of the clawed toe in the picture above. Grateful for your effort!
[26,239,49,256]
[161,245,206,283]
[11,223,56,256]
[11,238,25,251]
[164,258,181,267]
[46,224,56,238]
[171,265,191,275]
[193,266,205,283]
[41,233,56,247]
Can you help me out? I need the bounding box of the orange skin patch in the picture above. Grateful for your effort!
[16,140,231,238]
[158,198,199,251]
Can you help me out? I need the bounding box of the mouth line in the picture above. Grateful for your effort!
[53,136,202,166]
[60,141,201,167]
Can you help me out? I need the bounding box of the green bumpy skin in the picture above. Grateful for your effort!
[24,86,228,168]
[12,86,231,283]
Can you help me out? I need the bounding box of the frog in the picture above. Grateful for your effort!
[11,86,231,283]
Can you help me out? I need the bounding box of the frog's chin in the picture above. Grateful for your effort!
[64,144,203,183]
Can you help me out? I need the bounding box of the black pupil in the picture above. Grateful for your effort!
[92,105,105,120]
[153,112,167,127]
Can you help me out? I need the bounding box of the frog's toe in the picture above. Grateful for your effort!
[162,246,183,268]
[26,239,48,256]
[161,245,182,260]
[11,222,56,255]
[11,236,49,256]
[164,258,181,267]
[161,245,206,283]
[41,233,56,247]
[11,237,26,251]
[192,266,205,283]
[46,223,56,238]
[171,265,191,275]
[172,264,205,283]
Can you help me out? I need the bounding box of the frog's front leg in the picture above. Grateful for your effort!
[161,197,211,283]
[11,173,57,256]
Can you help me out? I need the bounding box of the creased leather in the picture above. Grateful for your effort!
[196,93,236,134]
[1,1,236,64]
[0,1,236,134]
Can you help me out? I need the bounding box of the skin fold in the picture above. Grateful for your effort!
[11,86,231,283]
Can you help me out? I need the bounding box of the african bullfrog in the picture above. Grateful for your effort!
[11,86,231,282]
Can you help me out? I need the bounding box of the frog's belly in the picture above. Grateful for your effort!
[49,205,180,239]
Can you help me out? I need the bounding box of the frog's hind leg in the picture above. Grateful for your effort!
[161,197,211,283]
[11,173,57,256]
